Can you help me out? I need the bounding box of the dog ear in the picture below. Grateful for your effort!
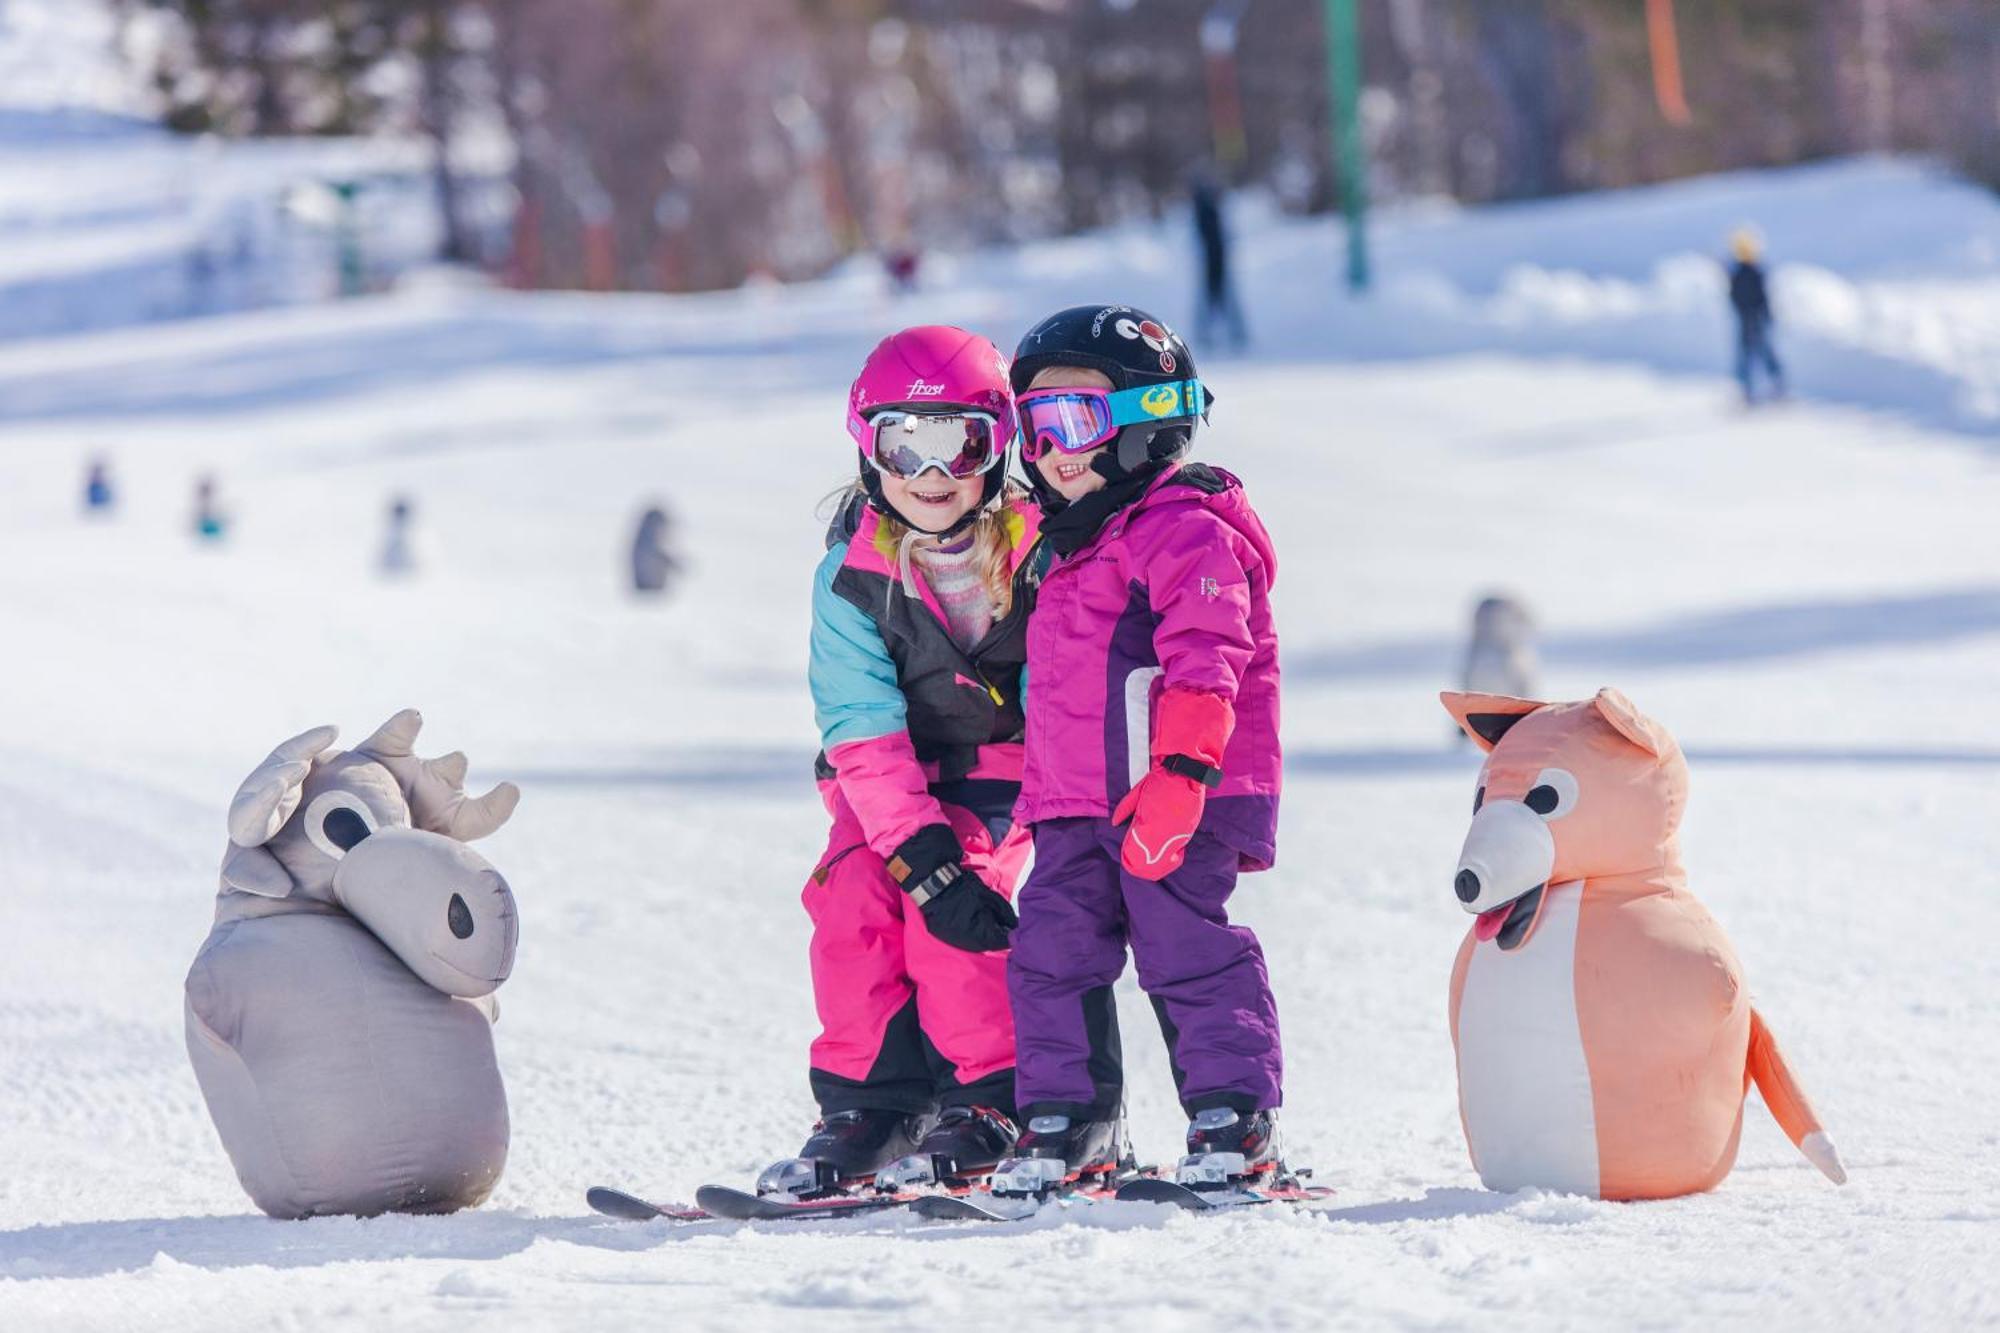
[221,842,295,898]
[1591,687,1666,757]
[1440,691,1543,752]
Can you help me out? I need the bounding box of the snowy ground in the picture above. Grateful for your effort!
[2,105,1999,1332]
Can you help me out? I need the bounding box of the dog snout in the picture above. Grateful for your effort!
[1455,869,1481,903]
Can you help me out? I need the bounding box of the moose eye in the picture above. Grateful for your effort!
[323,807,372,850]
[302,791,379,859]
[1524,768,1579,820]
[448,894,474,939]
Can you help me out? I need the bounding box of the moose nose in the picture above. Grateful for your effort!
[1455,869,1481,903]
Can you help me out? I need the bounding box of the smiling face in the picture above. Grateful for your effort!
[875,463,984,531]
[1026,365,1115,502]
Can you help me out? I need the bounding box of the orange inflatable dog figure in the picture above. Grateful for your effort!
[1442,688,1845,1200]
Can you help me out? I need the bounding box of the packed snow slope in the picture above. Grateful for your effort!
[1,162,1998,1331]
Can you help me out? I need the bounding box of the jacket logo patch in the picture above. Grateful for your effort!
[1199,577,1221,600]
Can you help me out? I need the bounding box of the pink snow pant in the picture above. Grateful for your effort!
[803,784,1027,1117]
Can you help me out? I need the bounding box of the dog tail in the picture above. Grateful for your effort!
[1748,1006,1846,1184]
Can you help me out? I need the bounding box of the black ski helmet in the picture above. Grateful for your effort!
[1010,304,1210,476]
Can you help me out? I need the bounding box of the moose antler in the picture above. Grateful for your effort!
[228,724,341,847]
[356,709,519,842]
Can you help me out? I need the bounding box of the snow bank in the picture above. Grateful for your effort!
[950,156,2000,440]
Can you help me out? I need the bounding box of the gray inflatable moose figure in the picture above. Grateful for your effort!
[185,710,521,1219]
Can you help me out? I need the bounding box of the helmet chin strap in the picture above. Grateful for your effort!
[888,499,984,541]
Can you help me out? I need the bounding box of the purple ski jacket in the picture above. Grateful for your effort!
[1015,463,1281,870]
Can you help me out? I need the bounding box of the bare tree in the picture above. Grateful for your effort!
[114,0,2000,292]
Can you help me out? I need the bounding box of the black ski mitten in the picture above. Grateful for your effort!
[886,824,1019,953]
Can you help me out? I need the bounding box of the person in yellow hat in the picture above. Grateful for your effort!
[1727,227,1785,404]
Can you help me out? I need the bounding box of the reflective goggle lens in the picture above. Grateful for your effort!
[1018,391,1115,461]
[867,411,1001,479]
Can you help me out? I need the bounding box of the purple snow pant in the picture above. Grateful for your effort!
[1007,816,1282,1121]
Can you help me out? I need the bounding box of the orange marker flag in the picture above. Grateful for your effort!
[1646,0,1692,126]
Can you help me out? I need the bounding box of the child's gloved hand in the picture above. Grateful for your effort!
[887,823,1017,952]
[918,874,1018,953]
[1112,687,1234,880]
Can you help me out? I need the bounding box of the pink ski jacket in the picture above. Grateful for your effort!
[1015,463,1281,869]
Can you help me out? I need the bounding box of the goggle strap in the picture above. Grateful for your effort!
[1103,378,1206,427]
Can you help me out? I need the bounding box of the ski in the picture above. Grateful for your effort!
[911,1191,1045,1223]
[693,1183,917,1222]
[909,1166,1151,1224]
[589,1181,923,1223]
[1114,1175,1335,1211]
[585,1185,710,1222]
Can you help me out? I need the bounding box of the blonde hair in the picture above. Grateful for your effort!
[824,480,1024,618]
[1028,365,1114,391]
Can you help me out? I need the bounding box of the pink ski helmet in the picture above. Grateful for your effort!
[847,325,1016,536]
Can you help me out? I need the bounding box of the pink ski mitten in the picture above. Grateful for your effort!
[1112,688,1233,880]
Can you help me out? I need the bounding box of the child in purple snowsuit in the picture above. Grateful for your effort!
[993,304,1285,1190]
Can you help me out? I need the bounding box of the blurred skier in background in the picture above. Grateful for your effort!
[1192,168,1247,352]
[379,495,418,577]
[629,503,682,595]
[192,474,227,542]
[83,457,115,515]
[1458,594,1539,746]
[882,244,921,296]
[1728,227,1785,405]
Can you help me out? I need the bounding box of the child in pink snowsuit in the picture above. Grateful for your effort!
[996,305,1285,1187]
[764,326,1043,1198]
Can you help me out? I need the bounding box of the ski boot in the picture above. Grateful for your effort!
[754,1108,923,1200]
[1175,1106,1282,1189]
[987,1113,1131,1198]
[876,1105,1019,1192]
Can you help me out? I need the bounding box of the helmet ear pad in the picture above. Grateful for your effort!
[1106,422,1193,475]
[1115,423,1152,474]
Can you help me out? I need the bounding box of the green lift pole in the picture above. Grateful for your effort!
[330,179,364,298]
[1323,0,1370,292]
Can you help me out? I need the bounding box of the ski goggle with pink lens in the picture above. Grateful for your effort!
[1016,379,1209,462]
[861,408,1008,481]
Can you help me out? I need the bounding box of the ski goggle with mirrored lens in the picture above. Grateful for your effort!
[1016,379,1208,462]
[860,409,1008,481]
